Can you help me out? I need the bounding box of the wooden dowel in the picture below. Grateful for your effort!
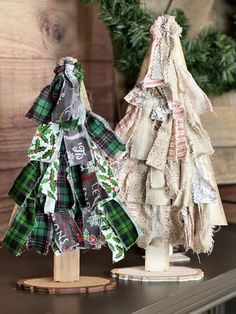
[145,242,170,272]
[54,250,80,282]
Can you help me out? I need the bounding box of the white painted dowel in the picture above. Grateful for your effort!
[145,242,170,272]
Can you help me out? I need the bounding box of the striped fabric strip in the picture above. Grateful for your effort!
[168,102,187,159]
[115,107,141,144]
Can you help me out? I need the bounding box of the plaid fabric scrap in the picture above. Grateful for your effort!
[55,153,74,212]
[102,199,138,250]
[86,111,126,157]
[70,165,86,208]
[26,213,52,255]
[2,199,36,256]
[26,75,64,124]
[9,161,42,206]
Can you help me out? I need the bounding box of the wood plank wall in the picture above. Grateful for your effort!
[0,0,114,239]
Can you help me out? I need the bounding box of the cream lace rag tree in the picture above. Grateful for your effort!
[111,15,227,281]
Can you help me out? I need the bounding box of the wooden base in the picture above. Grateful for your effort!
[111,266,204,282]
[17,276,116,294]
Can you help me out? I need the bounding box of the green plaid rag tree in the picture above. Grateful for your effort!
[2,57,138,263]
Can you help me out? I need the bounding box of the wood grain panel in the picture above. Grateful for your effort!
[0,59,55,128]
[201,107,236,147]
[213,148,236,184]
[219,185,236,201]
[0,59,114,128]
[0,168,22,198]
[219,185,236,224]
[209,91,236,107]
[0,127,34,170]
[84,61,116,125]
[0,1,112,61]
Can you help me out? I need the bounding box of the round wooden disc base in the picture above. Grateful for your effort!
[17,276,116,294]
[111,266,204,282]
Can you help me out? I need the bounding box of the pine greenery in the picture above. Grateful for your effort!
[79,0,236,95]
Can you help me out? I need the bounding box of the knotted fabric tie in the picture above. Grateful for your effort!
[168,101,187,159]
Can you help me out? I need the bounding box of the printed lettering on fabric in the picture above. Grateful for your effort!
[80,163,108,210]
[52,211,83,252]
[28,123,63,163]
[64,126,93,166]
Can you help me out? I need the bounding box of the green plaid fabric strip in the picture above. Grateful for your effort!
[2,199,36,256]
[26,75,64,124]
[26,213,52,255]
[70,165,86,208]
[57,119,79,130]
[9,161,41,206]
[55,151,74,212]
[86,111,126,158]
[102,199,138,250]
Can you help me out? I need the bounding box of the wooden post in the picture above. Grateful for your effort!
[54,250,80,282]
[145,243,170,272]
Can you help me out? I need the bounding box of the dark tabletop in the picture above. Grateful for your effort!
[0,224,236,314]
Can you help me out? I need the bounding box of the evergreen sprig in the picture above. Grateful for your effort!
[182,29,236,94]
[79,1,236,95]
[99,0,152,88]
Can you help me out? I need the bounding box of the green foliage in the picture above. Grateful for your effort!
[79,1,236,95]
[182,29,236,94]
[98,0,153,88]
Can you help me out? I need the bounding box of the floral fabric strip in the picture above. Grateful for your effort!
[38,159,59,213]
[82,206,102,249]
[93,145,119,199]
[192,156,217,204]
[146,119,172,170]
[28,123,62,163]
[99,212,125,263]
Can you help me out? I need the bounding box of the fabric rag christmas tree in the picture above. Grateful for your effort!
[115,15,227,254]
[2,57,138,263]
